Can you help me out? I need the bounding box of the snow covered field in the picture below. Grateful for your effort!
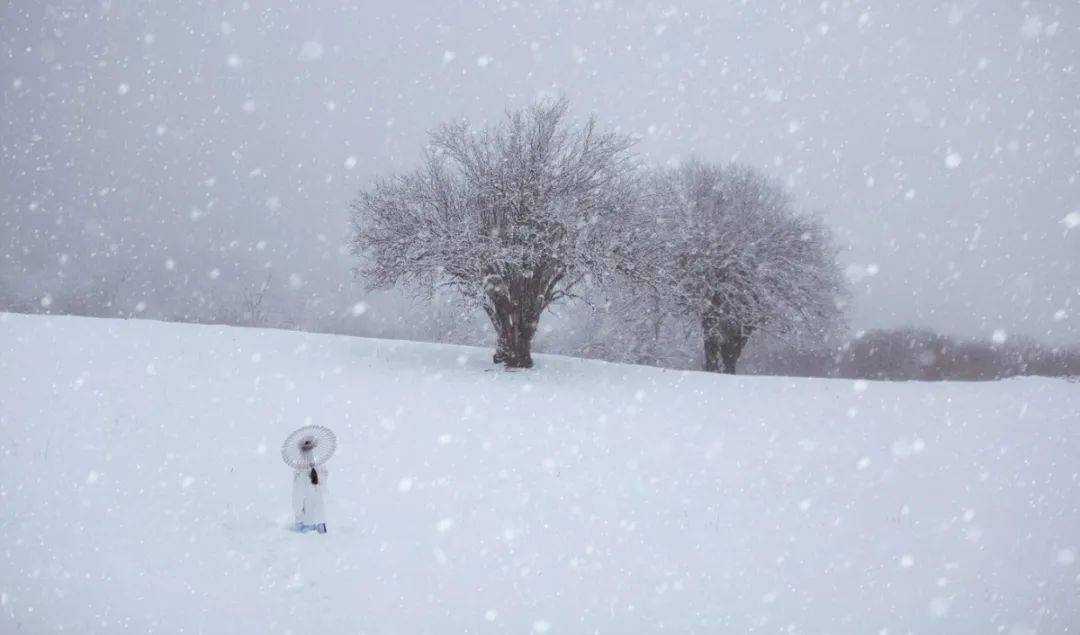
[2,312,1078,634]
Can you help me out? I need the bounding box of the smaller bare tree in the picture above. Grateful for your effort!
[638,161,845,374]
[238,271,273,327]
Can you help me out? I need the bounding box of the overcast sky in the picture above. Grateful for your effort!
[2,0,1078,343]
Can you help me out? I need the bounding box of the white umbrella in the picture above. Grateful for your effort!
[281,425,337,469]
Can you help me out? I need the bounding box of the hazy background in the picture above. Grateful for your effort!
[3,0,1078,347]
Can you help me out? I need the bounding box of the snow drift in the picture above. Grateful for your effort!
[1,312,1078,633]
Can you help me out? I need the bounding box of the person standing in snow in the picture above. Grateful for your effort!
[282,425,336,534]
[292,439,328,533]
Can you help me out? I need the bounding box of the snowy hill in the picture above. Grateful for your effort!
[2,312,1078,634]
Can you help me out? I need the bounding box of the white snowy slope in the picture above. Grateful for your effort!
[1,312,1078,634]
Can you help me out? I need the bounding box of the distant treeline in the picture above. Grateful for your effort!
[741,328,1080,381]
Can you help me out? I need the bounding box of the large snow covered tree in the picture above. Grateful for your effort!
[349,99,639,368]
[639,161,845,374]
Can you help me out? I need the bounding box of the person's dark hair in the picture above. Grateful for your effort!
[309,467,319,485]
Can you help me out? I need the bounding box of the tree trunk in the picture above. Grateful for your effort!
[703,333,721,372]
[489,308,535,368]
[701,312,752,375]
[719,333,749,374]
[498,319,534,368]
[486,282,537,369]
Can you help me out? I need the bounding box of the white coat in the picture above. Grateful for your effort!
[292,464,328,526]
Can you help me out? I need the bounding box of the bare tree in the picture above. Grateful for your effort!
[638,161,845,374]
[349,99,639,368]
[238,271,273,327]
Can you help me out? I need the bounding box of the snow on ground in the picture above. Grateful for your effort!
[1,312,1078,634]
